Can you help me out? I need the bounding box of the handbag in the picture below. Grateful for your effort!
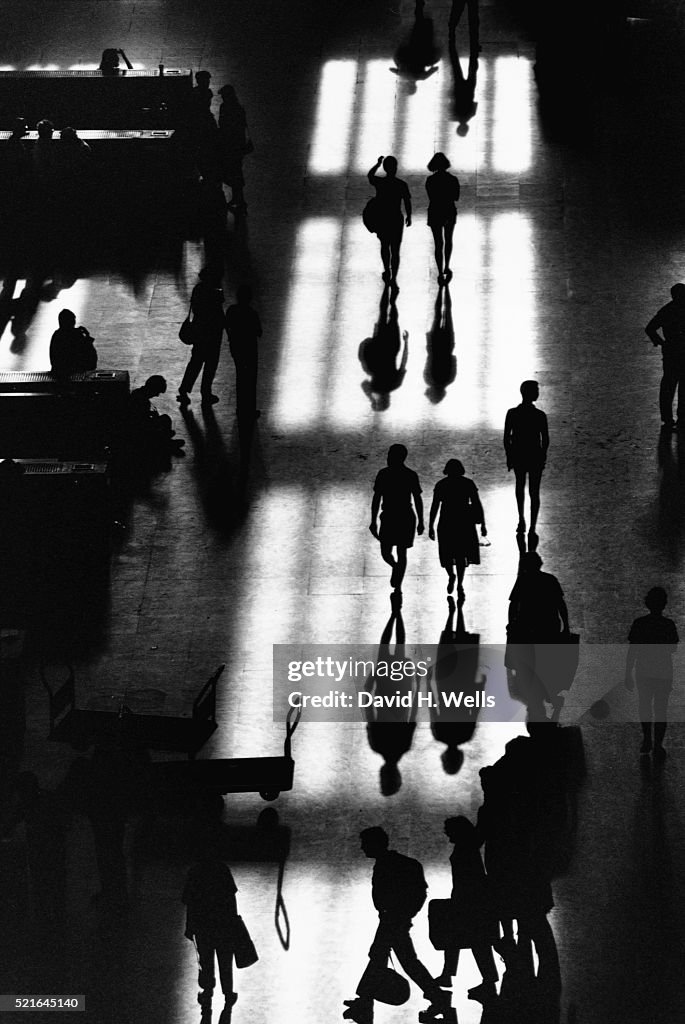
[362,196,381,234]
[232,915,258,969]
[368,962,410,1006]
[428,898,477,951]
[179,317,197,345]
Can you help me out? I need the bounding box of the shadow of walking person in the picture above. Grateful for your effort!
[359,285,408,411]
[448,0,479,134]
[429,596,483,774]
[391,0,441,84]
[364,590,417,796]
[181,406,245,535]
[425,285,456,402]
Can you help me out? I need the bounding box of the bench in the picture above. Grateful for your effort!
[41,663,224,759]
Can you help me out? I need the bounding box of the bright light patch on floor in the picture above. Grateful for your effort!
[308,60,358,174]
[0,277,90,371]
[273,218,341,429]
[398,70,444,172]
[354,59,398,173]
[492,57,531,173]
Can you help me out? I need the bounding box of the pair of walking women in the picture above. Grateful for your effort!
[367,152,460,287]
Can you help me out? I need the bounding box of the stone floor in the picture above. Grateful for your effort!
[2,1,685,1022]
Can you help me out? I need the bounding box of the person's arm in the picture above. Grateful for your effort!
[540,411,550,464]
[472,484,487,536]
[625,641,637,690]
[503,409,513,469]
[428,487,440,540]
[367,156,383,186]
[370,490,381,539]
[413,477,424,534]
[558,593,570,634]
[403,182,412,226]
[645,311,664,347]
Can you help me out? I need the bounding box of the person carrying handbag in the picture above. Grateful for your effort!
[183,839,256,1023]
[177,266,225,408]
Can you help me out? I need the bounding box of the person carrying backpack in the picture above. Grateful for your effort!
[343,826,449,1024]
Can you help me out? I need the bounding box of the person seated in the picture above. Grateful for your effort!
[99,48,133,74]
[129,375,185,459]
[49,309,97,377]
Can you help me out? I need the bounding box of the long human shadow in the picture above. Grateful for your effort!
[181,405,246,536]
[448,0,479,134]
[359,284,408,411]
[391,0,441,85]
[424,283,456,403]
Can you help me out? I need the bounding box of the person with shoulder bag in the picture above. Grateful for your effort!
[177,265,225,408]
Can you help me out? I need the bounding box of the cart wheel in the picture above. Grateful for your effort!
[259,790,280,801]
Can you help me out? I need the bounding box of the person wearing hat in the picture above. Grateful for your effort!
[178,266,225,407]
[425,152,461,284]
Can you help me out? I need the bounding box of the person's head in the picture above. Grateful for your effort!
[11,117,28,139]
[99,48,120,72]
[520,551,543,573]
[218,84,237,102]
[671,283,685,304]
[58,309,76,329]
[360,826,389,858]
[520,379,539,402]
[199,265,222,286]
[36,119,54,140]
[443,458,464,477]
[144,375,167,398]
[427,152,450,172]
[195,70,211,87]
[645,586,668,613]
[382,155,398,177]
[60,126,78,143]
[444,815,476,843]
[387,443,408,467]
[236,284,253,305]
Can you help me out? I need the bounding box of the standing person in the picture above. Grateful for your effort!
[224,284,262,422]
[625,586,679,761]
[370,444,424,590]
[193,70,214,112]
[49,309,97,376]
[343,827,449,1024]
[503,380,549,536]
[645,283,685,431]
[367,156,412,289]
[218,84,251,214]
[435,816,498,1005]
[428,458,486,599]
[177,266,225,407]
[425,153,461,284]
[183,843,241,1023]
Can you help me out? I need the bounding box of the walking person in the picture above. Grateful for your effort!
[224,284,262,423]
[178,266,225,407]
[343,827,449,1024]
[370,444,424,590]
[625,586,679,762]
[435,816,498,1005]
[183,842,241,1023]
[503,380,549,536]
[645,283,685,431]
[218,84,251,214]
[428,458,486,599]
[367,156,412,289]
[425,153,460,283]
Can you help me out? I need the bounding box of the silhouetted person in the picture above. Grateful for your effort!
[507,553,570,722]
[99,48,132,74]
[129,375,185,459]
[425,153,460,283]
[225,284,262,423]
[367,156,412,288]
[435,816,497,1004]
[429,597,482,773]
[183,842,241,1023]
[343,826,448,1024]
[218,84,250,214]
[359,285,408,410]
[449,0,480,64]
[425,284,456,403]
[504,380,549,535]
[645,283,685,431]
[625,586,679,761]
[429,458,486,598]
[49,308,97,376]
[392,0,441,81]
[193,70,214,111]
[365,590,417,795]
[370,444,424,590]
[178,266,225,407]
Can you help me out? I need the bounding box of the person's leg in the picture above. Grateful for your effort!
[443,218,455,278]
[390,224,404,280]
[528,466,543,532]
[430,224,444,277]
[513,467,526,530]
[379,235,391,280]
[660,359,677,425]
[653,683,670,754]
[391,922,445,1003]
[215,939,236,1019]
[180,344,205,395]
[437,946,459,983]
[201,336,222,400]
[394,546,408,588]
[380,541,397,570]
[636,681,652,752]
[456,557,466,599]
[472,943,498,984]
[195,936,216,1008]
